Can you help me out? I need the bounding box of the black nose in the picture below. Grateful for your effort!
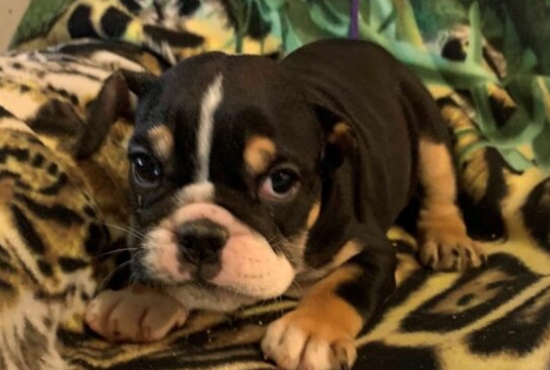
[177,219,228,272]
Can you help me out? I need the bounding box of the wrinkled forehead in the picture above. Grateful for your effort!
[131,54,323,178]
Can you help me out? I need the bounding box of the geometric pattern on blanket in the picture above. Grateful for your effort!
[59,230,550,370]
[2,0,550,369]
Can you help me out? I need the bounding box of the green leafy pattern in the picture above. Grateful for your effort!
[11,0,550,171]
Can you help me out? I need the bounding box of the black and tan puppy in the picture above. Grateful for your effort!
[86,39,484,370]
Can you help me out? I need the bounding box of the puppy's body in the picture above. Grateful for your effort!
[86,39,484,370]
[285,40,416,267]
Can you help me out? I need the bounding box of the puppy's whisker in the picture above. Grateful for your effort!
[101,221,146,240]
[290,280,303,293]
[128,279,139,292]
[98,247,139,258]
[97,259,133,292]
[268,239,284,252]
[128,251,151,285]
[273,295,287,317]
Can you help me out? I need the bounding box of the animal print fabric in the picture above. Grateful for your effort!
[3,0,550,369]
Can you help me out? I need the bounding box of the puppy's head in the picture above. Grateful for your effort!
[123,52,346,310]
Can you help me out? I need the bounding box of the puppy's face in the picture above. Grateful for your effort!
[126,53,325,310]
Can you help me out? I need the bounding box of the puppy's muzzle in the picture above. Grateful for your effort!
[140,202,295,299]
[177,219,228,279]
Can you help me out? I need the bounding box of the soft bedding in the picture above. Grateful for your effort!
[1,1,550,369]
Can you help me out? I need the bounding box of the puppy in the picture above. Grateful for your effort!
[86,39,484,370]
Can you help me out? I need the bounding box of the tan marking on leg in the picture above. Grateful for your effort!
[262,266,361,370]
[306,201,321,229]
[417,138,485,271]
[298,266,363,334]
[147,124,173,161]
[243,136,276,175]
[292,240,363,294]
[418,139,457,205]
[331,241,362,269]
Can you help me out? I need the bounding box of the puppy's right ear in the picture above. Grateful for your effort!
[119,69,162,98]
[73,71,133,159]
[315,105,358,174]
[72,70,161,160]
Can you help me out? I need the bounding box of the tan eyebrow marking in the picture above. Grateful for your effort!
[147,124,173,161]
[243,135,277,175]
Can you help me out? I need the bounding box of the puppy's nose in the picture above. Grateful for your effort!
[177,219,228,272]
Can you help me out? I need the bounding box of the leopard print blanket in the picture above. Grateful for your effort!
[2,1,550,369]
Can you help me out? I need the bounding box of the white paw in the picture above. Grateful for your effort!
[85,285,188,343]
[261,311,357,370]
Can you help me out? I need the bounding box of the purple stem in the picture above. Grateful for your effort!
[349,0,360,39]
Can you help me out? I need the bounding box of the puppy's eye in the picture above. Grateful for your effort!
[259,167,300,202]
[131,154,162,187]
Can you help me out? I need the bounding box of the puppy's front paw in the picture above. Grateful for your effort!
[85,285,188,343]
[418,210,485,271]
[261,310,357,370]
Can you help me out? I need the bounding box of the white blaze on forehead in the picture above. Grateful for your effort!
[195,74,223,182]
[175,182,214,206]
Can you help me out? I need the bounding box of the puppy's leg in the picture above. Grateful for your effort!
[417,138,485,270]
[85,285,188,342]
[262,235,395,370]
